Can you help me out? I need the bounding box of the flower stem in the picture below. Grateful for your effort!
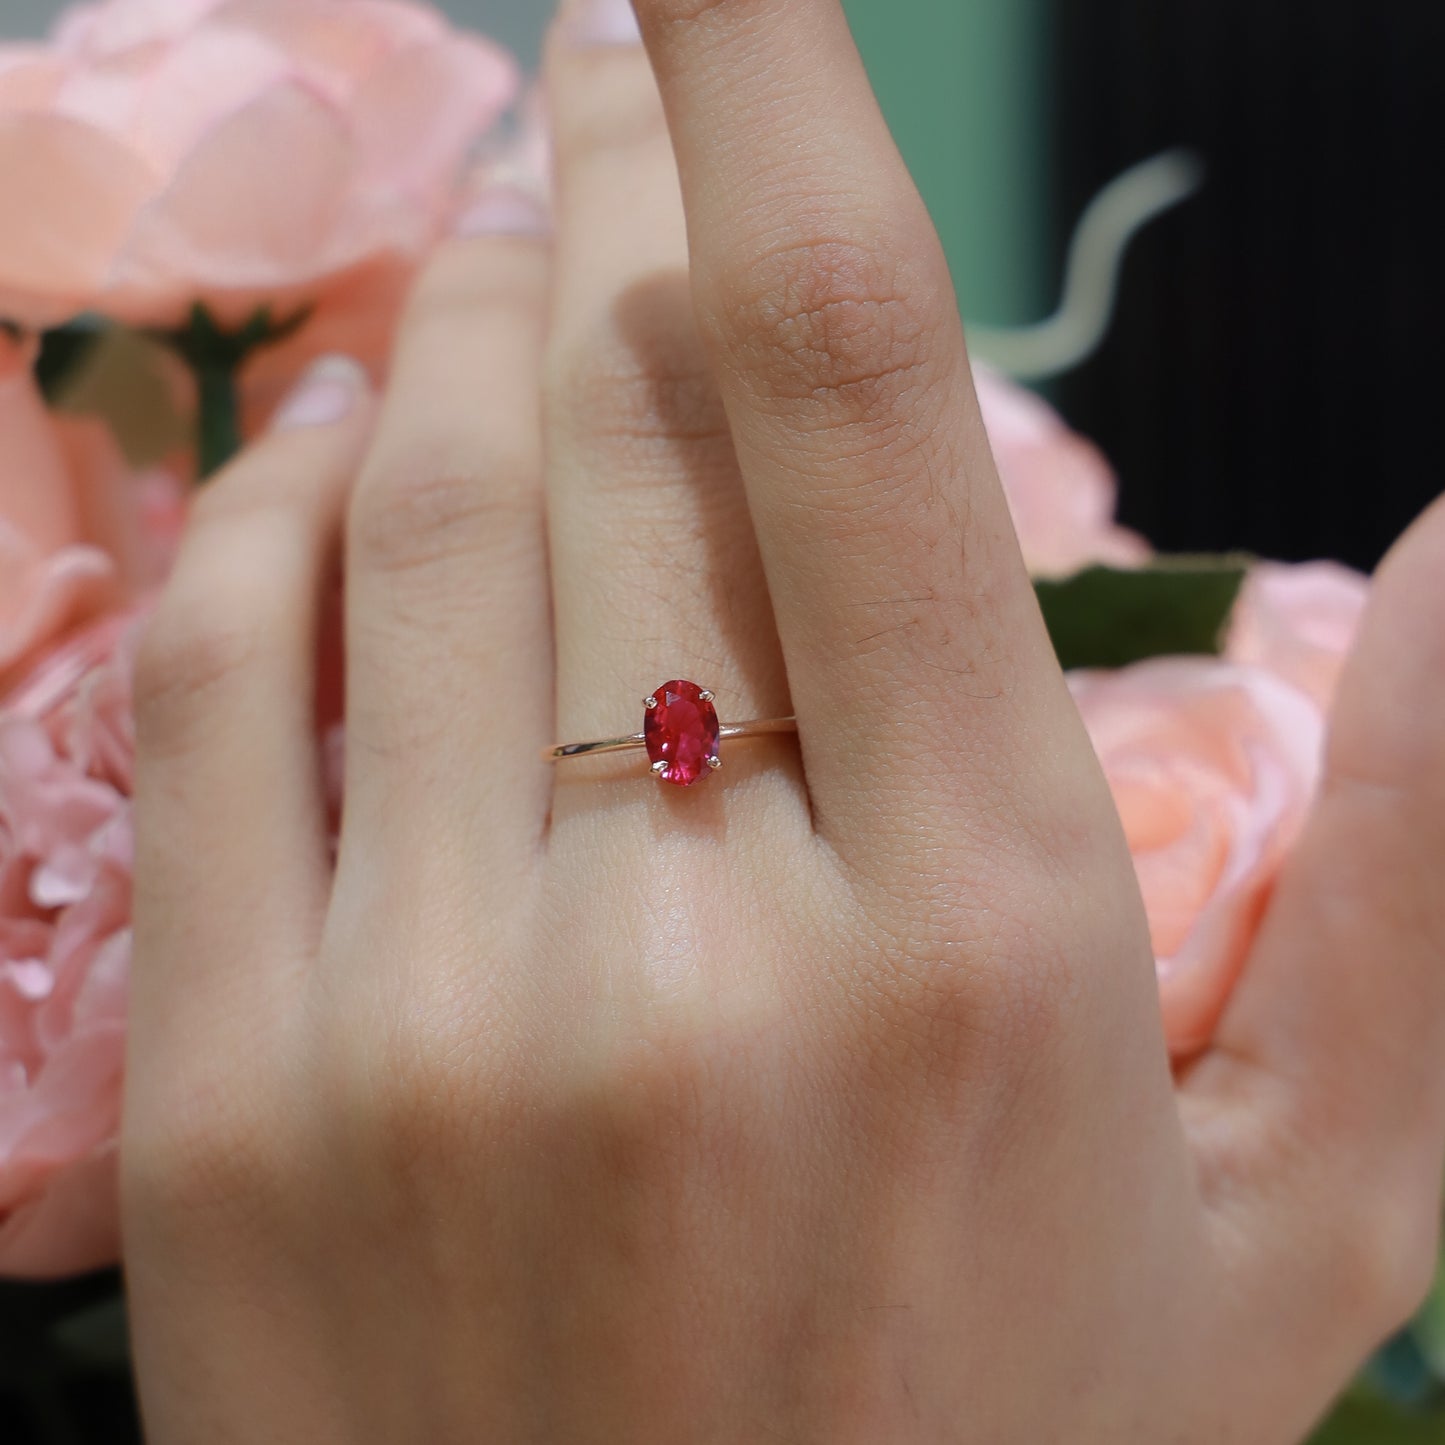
[194,359,242,480]
[156,302,311,482]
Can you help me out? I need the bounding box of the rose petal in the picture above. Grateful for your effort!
[973,363,1150,577]
[103,79,360,324]
[0,112,158,326]
[1,960,53,1004]
[0,548,121,682]
[0,336,86,554]
[214,0,449,93]
[0,49,66,111]
[0,1014,124,1167]
[1071,659,1325,1058]
[0,1138,121,1280]
[52,0,229,59]
[40,925,130,1054]
[52,43,158,133]
[1227,560,1370,709]
[116,23,293,171]
[349,34,518,205]
[51,416,182,599]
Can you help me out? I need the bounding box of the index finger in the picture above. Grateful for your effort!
[626,0,1078,860]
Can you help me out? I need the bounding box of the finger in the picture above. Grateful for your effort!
[1186,497,1445,1414]
[131,358,373,1037]
[542,9,788,759]
[628,0,1067,840]
[339,180,552,893]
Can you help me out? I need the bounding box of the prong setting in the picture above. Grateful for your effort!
[643,695,658,710]
[706,755,722,770]
[698,689,715,703]
[643,680,722,786]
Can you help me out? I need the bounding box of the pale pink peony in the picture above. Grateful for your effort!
[0,594,348,1279]
[0,607,148,1277]
[0,0,518,328]
[1,330,186,693]
[974,363,1150,577]
[1070,659,1326,1059]
[1226,560,1369,710]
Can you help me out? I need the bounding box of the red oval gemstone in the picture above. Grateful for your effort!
[644,680,720,786]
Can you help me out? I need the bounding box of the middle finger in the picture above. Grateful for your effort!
[542,9,790,768]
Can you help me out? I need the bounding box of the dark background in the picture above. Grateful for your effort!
[1053,0,1439,572]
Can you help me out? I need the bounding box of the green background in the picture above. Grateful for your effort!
[842,0,1051,326]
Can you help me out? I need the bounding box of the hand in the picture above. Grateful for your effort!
[121,1,1445,1440]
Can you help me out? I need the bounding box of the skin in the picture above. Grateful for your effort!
[120,1,1445,1441]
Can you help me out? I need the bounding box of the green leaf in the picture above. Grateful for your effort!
[1408,1249,1445,1377]
[1034,557,1250,671]
[1310,1388,1445,1445]
[1369,1330,1445,1409]
[49,1294,132,1372]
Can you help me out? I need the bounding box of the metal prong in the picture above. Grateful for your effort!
[651,759,668,776]
[644,696,658,710]
[706,755,722,770]
[699,689,715,702]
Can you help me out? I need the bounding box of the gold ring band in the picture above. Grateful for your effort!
[542,680,795,787]
[544,716,798,763]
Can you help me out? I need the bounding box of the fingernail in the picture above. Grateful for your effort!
[454,181,551,238]
[560,0,642,46]
[271,355,368,430]
[454,104,553,238]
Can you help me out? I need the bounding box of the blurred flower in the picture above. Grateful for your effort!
[1,330,185,693]
[0,607,146,1277]
[0,589,346,1279]
[974,363,1150,577]
[0,0,518,329]
[1226,560,1369,710]
[1070,658,1325,1058]
[240,81,553,430]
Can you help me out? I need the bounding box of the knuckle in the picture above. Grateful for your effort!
[313,982,519,1187]
[405,241,545,340]
[553,57,670,159]
[351,448,535,580]
[123,1083,286,1227]
[702,232,948,427]
[543,290,732,484]
[922,927,1065,1073]
[184,458,318,530]
[132,593,263,753]
[560,1025,728,1193]
[835,816,1085,1067]
[850,886,1069,1106]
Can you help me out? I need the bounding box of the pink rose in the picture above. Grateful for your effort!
[0,0,517,328]
[974,363,1150,577]
[0,607,146,1278]
[1,330,185,692]
[1226,560,1369,710]
[240,78,553,429]
[1070,659,1326,1059]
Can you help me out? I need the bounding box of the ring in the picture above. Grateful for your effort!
[543,679,797,787]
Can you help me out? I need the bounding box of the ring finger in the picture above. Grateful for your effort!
[543,5,789,772]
